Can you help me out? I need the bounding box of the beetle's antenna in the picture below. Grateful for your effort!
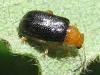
[73,43,86,72]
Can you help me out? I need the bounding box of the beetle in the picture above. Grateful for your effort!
[18,10,84,55]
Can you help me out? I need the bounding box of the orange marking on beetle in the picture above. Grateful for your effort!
[64,26,84,49]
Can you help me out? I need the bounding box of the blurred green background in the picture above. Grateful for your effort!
[0,0,100,75]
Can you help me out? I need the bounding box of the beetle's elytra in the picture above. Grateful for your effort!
[19,10,84,49]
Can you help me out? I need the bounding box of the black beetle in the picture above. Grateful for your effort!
[18,10,84,52]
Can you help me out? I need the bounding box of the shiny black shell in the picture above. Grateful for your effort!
[19,10,70,42]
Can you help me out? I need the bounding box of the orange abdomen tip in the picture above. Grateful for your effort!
[64,26,84,49]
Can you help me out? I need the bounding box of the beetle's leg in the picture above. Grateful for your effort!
[46,10,53,15]
[20,36,27,43]
[43,48,48,58]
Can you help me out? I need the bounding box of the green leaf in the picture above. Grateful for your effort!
[0,0,100,75]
